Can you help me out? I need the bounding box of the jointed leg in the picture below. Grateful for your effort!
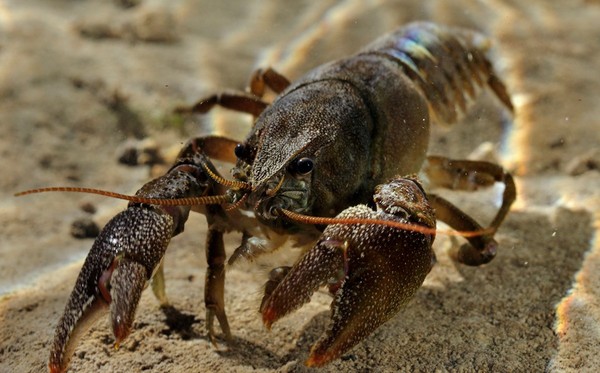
[151,261,169,306]
[172,68,292,343]
[176,137,238,344]
[175,90,269,117]
[249,67,291,97]
[204,226,232,345]
[175,67,291,119]
[422,155,516,266]
[179,136,240,165]
[427,194,496,265]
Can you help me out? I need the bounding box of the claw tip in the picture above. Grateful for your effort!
[261,304,277,330]
[305,351,335,367]
[48,363,61,373]
[305,340,344,367]
[113,321,130,348]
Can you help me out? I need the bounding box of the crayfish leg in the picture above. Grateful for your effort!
[150,260,169,307]
[305,228,434,367]
[204,227,232,345]
[422,156,516,266]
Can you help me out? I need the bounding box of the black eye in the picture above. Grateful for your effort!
[292,157,314,175]
[234,143,246,159]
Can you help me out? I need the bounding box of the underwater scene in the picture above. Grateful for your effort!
[1,0,598,372]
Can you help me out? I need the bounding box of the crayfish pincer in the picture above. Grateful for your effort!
[40,138,250,373]
[261,176,437,366]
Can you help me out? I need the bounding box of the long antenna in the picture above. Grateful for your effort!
[14,187,232,206]
[279,208,493,237]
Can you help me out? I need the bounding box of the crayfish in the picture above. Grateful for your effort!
[17,21,516,372]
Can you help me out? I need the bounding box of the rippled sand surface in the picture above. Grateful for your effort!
[1,1,599,372]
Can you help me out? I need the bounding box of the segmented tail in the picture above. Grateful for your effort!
[365,22,513,124]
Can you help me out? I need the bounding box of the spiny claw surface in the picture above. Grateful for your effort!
[49,206,174,373]
[261,177,437,366]
[48,153,210,373]
[260,240,345,329]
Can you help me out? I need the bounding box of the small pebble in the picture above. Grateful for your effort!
[80,202,97,214]
[71,217,100,239]
[118,138,164,166]
[114,0,142,9]
[130,7,178,43]
[566,149,599,176]
[118,146,139,166]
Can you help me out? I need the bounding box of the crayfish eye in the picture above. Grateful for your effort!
[291,157,314,175]
[268,205,280,217]
[195,168,209,184]
[234,143,246,159]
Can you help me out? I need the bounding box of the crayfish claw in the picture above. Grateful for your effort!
[260,239,345,330]
[306,212,435,366]
[49,206,175,372]
[48,290,107,373]
[262,177,437,366]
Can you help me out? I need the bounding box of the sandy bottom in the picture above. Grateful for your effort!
[1,1,599,372]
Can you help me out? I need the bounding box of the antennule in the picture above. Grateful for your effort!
[266,175,285,197]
